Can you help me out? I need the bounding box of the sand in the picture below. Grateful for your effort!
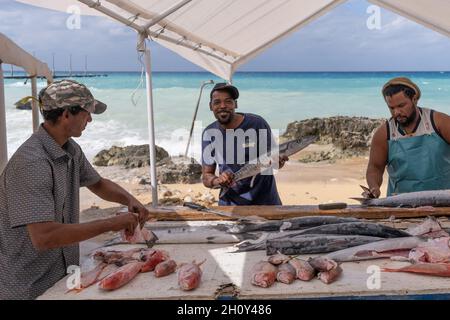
[79,152,389,213]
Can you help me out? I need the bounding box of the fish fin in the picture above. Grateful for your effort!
[250,176,257,188]
[197,259,207,266]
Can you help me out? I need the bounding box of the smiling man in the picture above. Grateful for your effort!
[201,83,287,205]
[0,79,152,299]
[365,77,450,197]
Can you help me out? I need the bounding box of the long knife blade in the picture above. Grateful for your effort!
[183,202,266,222]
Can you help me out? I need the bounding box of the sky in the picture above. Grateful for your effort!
[1,0,450,72]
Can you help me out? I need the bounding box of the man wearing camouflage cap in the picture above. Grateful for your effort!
[0,79,151,299]
[365,77,450,198]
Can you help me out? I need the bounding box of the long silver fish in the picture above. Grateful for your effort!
[226,216,361,234]
[266,234,384,255]
[218,135,318,198]
[325,236,426,262]
[352,189,450,207]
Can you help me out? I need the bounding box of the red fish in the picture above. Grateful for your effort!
[93,248,146,265]
[318,265,343,284]
[288,258,315,281]
[121,224,158,246]
[178,260,205,291]
[80,262,107,289]
[140,249,169,273]
[382,263,450,277]
[268,253,292,265]
[154,260,177,277]
[251,261,278,288]
[408,237,450,263]
[308,257,338,272]
[98,261,144,291]
[276,263,296,284]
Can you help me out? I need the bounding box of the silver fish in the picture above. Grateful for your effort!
[325,236,426,262]
[226,216,361,234]
[352,189,450,207]
[266,234,383,255]
[219,135,317,198]
[236,222,409,252]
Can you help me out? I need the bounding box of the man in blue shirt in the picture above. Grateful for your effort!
[201,83,287,205]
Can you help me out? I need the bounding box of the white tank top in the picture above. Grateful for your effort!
[388,107,435,141]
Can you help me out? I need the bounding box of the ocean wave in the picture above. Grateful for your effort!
[5,81,47,88]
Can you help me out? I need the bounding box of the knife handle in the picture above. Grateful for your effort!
[318,202,347,210]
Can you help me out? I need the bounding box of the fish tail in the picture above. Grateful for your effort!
[381,267,401,273]
[350,197,371,206]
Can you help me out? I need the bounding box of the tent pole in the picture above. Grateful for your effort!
[0,61,8,173]
[142,43,158,207]
[184,80,213,157]
[31,76,39,132]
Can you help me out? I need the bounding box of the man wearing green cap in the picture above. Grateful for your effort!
[0,79,152,299]
[365,77,450,198]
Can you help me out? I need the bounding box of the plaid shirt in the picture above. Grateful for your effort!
[0,125,100,299]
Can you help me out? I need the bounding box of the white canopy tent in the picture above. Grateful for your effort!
[0,32,53,173]
[15,0,450,205]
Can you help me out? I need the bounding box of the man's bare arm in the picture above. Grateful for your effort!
[87,178,150,226]
[366,124,388,198]
[433,111,450,144]
[27,213,138,251]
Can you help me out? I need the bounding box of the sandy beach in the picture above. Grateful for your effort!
[79,147,388,214]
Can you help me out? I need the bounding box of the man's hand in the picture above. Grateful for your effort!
[111,212,139,237]
[362,187,381,199]
[279,155,289,169]
[214,171,235,188]
[127,198,151,228]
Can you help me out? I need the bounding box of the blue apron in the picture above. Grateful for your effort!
[387,131,450,195]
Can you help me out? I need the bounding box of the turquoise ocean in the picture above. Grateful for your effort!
[3,71,450,162]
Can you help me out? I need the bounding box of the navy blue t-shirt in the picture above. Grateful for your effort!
[202,113,282,205]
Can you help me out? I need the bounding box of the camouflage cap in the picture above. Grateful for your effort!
[38,79,107,114]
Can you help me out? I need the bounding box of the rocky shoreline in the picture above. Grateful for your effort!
[92,116,385,182]
[282,116,385,162]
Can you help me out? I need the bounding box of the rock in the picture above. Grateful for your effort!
[297,149,339,163]
[184,196,193,203]
[93,144,169,168]
[93,146,202,184]
[199,193,215,205]
[159,197,183,206]
[162,190,173,197]
[156,156,202,184]
[282,116,385,157]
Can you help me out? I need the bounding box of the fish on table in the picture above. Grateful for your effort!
[226,216,361,234]
[383,263,450,277]
[235,222,409,252]
[178,260,206,291]
[276,263,297,284]
[154,260,177,277]
[266,234,384,255]
[288,258,315,281]
[408,237,450,263]
[353,189,450,207]
[98,261,144,291]
[251,261,278,288]
[325,237,426,262]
